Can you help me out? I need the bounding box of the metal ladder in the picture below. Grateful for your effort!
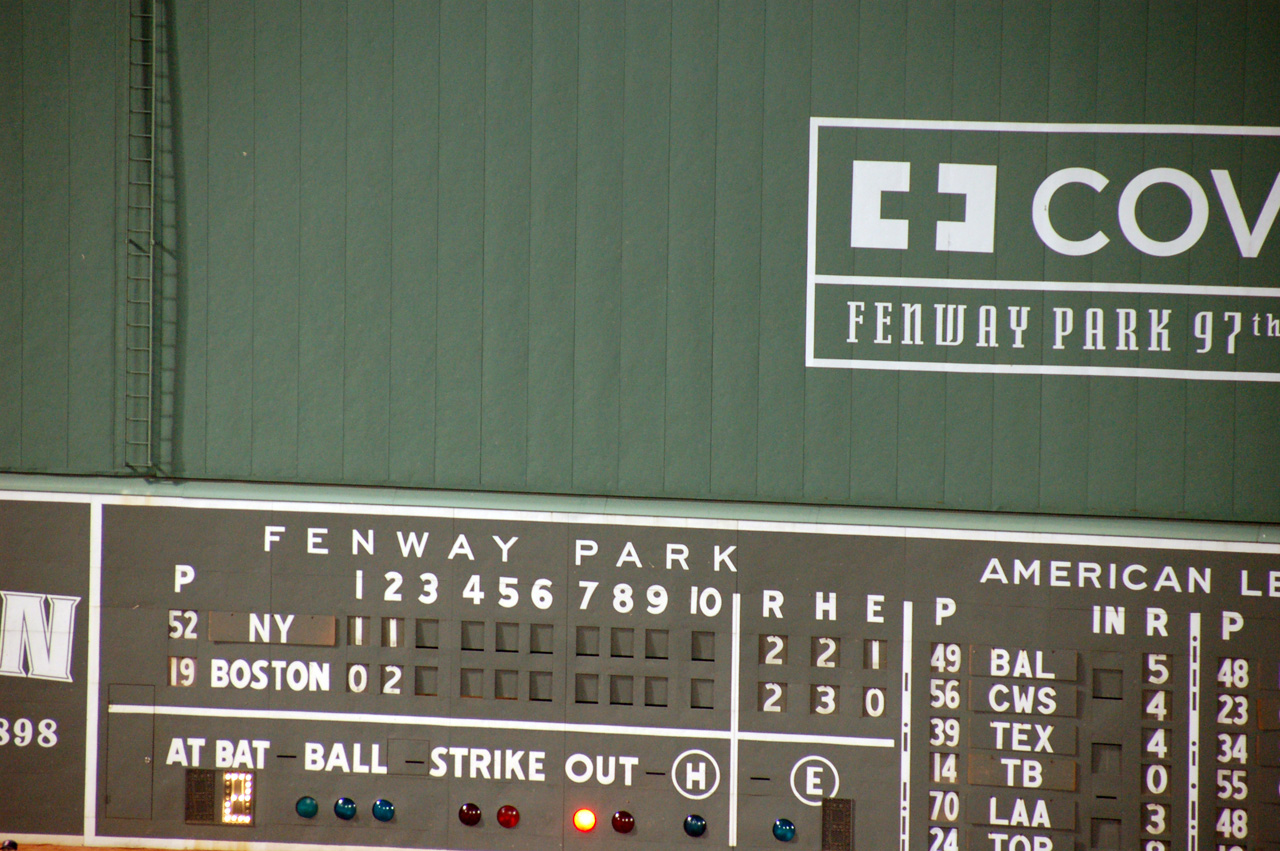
[124,0,158,472]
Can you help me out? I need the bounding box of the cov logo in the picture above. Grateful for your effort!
[848,161,1278,258]
[0,590,80,682]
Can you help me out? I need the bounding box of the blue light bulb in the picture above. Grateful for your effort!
[334,797,357,820]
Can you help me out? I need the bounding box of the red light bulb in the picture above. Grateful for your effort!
[458,802,482,826]
[497,805,520,829]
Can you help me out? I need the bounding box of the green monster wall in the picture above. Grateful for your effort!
[2,1,1279,522]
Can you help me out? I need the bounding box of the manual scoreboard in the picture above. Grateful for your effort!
[0,491,1277,851]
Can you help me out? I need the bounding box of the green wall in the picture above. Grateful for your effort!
[2,1,1279,523]
[0,0,120,475]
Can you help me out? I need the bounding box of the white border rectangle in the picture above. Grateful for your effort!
[805,118,1280,381]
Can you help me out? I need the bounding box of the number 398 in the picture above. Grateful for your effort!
[0,717,58,748]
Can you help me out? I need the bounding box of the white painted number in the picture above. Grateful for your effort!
[761,682,784,713]
[1217,694,1249,726]
[498,576,519,608]
[929,717,960,747]
[417,572,438,604]
[814,637,838,668]
[1145,727,1168,759]
[532,578,553,610]
[1216,769,1248,800]
[381,665,402,695]
[613,583,634,614]
[930,752,958,783]
[863,687,885,718]
[167,610,198,639]
[930,643,961,673]
[928,826,958,851]
[0,718,59,748]
[577,580,599,610]
[1215,808,1248,840]
[928,790,959,822]
[690,586,722,617]
[1144,802,1168,835]
[383,571,403,602]
[1144,763,1169,795]
[1145,653,1170,685]
[812,685,837,715]
[929,678,960,709]
[1144,689,1169,721]
[168,656,196,687]
[762,635,786,665]
[463,574,485,605]
[347,664,368,693]
[1217,658,1249,689]
[1216,733,1248,764]
[645,584,668,614]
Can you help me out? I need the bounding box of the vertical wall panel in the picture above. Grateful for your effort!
[989,0,1047,512]
[0,1,23,468]
[172,0,211,477]
[388,0,439,485]
[943,0,1001,510]
[1183,3,1246,520]
[572,0,624,493]
[204,0,255,477]
[526,0,577,491]
[343,2,393,482]
[1234,0,1280,518]
[434,0,484,488]
[710,1,764,499]
[805,0,856,504]
[1087,0,1146,515]
[663,1,716,498]
[617,0,671,496]
[66,1,117,472]
[251,1,301,479]
[480,1,531,490]
[20,0,70,469]
[297,0,347,482]
[1133,4,1196,518]
[1039,1,1098,513]
[849,0,907,507]
[896,0,949,509]
[755,0,810,502]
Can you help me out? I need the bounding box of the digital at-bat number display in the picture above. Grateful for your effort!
[129,510,1280,851]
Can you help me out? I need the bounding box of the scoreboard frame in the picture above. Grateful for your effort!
[0,477,1278,851]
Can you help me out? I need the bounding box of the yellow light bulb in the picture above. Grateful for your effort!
[573,808,597,832]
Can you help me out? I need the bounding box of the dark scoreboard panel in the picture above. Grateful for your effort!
[2,492,1279,851]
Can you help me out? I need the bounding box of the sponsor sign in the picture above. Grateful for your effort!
[806,118,1280,380]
